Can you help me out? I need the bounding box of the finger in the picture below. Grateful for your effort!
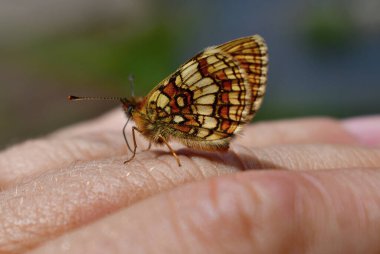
[0,131,126,187]
[0,154,237,253]
[231,144,380,170]
[0,116,359,186]
[2,144,380,253]
[342,115,380,147]
[50,108,125,138]
[0,109,138,187]
[236,117,358,147]
[28,168,380,254]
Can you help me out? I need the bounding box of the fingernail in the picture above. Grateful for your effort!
[342,115,380,147]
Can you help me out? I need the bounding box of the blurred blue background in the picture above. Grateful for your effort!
[0,0,379,148]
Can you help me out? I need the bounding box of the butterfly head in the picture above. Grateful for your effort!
[120,96,145,117]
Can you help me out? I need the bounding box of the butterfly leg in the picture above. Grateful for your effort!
[124,126,140,164]
[144,141,152,151]
[123,119,133,153]
[158,136,181,167]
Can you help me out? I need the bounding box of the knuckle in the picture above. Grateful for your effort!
[172,173,312,253]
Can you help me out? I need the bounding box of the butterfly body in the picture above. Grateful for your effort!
[121,35,268,165]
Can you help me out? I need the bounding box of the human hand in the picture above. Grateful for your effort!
[0,110,379,253]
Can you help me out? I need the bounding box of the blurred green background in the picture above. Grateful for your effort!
[0,0,379,149]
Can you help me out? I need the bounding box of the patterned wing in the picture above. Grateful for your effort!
[143,35,268,151]
[216,35,268,116]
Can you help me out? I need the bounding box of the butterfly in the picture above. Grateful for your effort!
[69,35,268,166]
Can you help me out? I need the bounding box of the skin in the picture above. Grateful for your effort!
[0,110,379,253]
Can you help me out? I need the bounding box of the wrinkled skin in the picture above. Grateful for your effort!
[0,109,379,254]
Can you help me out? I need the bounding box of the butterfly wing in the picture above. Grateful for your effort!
[142,35,268,151]
[216,35,268,116]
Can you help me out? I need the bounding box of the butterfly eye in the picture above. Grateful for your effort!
[126,106,133,117]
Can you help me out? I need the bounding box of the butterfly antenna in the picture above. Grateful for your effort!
[67,95,126,101]
[128,74,135,97]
